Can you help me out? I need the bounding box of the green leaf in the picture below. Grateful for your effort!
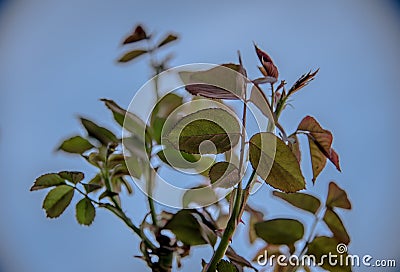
[164,108,240,154]
[122,25,147,44]
[158,148,199,165]
[249,132,305,192]
[80,118,118,146]
[182,186,217,208]
[150,93,183,143]
[118,49,147,62]
[216,260,238,272]
[42,185,74,218]
[58,171,84,185]
[273,191,321,214]
[179,64,245,100]
[58,136,94,154]
[323,208,350,244]
[76,197,96,226]
[255,218,304,245]
[157,34,178,48]
[101,99,146,137]
[165,210,216,246]
[326,182,351,210]
[30,173,65,191]
[209,162,239,188]
[307,236,351,272]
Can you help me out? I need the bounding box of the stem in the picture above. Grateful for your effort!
[288,207,325,272]
[72,184,156,251]
[267,83,276,132]
[147,167,158,226]
[205,90,248,271]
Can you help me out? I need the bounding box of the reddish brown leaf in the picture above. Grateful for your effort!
[288,69,319,96]
[179,64,245,100]
[326,182,351,210]
[298,116,341,175]
[254,44,279,79]
[185,84,240,100]
[122,25,147,44]
[308,135,327,183]
[329,148,341,171]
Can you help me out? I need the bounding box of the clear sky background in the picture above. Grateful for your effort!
[0,1,399,271]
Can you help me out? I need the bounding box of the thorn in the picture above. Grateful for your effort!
[239,218,246,225]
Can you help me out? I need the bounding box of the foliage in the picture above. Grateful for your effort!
[31,24,351,272]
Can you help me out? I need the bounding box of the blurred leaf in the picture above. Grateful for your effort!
[80,118,117,146]
[122,25,147,44]
[326,182,351,210]
[307,236,351,272]
[165,210,216,246]
[123,136,147,160]
[83,183,102,193]
[76,197,95,226]
[58,171,84,185]
[31,173,65,191]
[179,64,245,100]
[83,151,105,168]
[255,219,304,245]
[246,205,264,244]
[118,49,147,63]
[252,244,282,262]
[99,190,118,200]
[216,260,238,272]
[287,134,301,163]
[273,191,321,214]
[182,186,217,208]
[107,153,125,169]
[42,185,74,218]
[209,162,239,188]
[226,246,256,270]
[118,176,133,194]
[254,44,279,79]
[249,132,305,193]
[164,108,240,154]
[157,34,178,48]
[323,208,350,244]
[101,99,146,137]
[58,136,94,154]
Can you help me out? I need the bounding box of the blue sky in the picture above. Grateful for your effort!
[0,1,399,271]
